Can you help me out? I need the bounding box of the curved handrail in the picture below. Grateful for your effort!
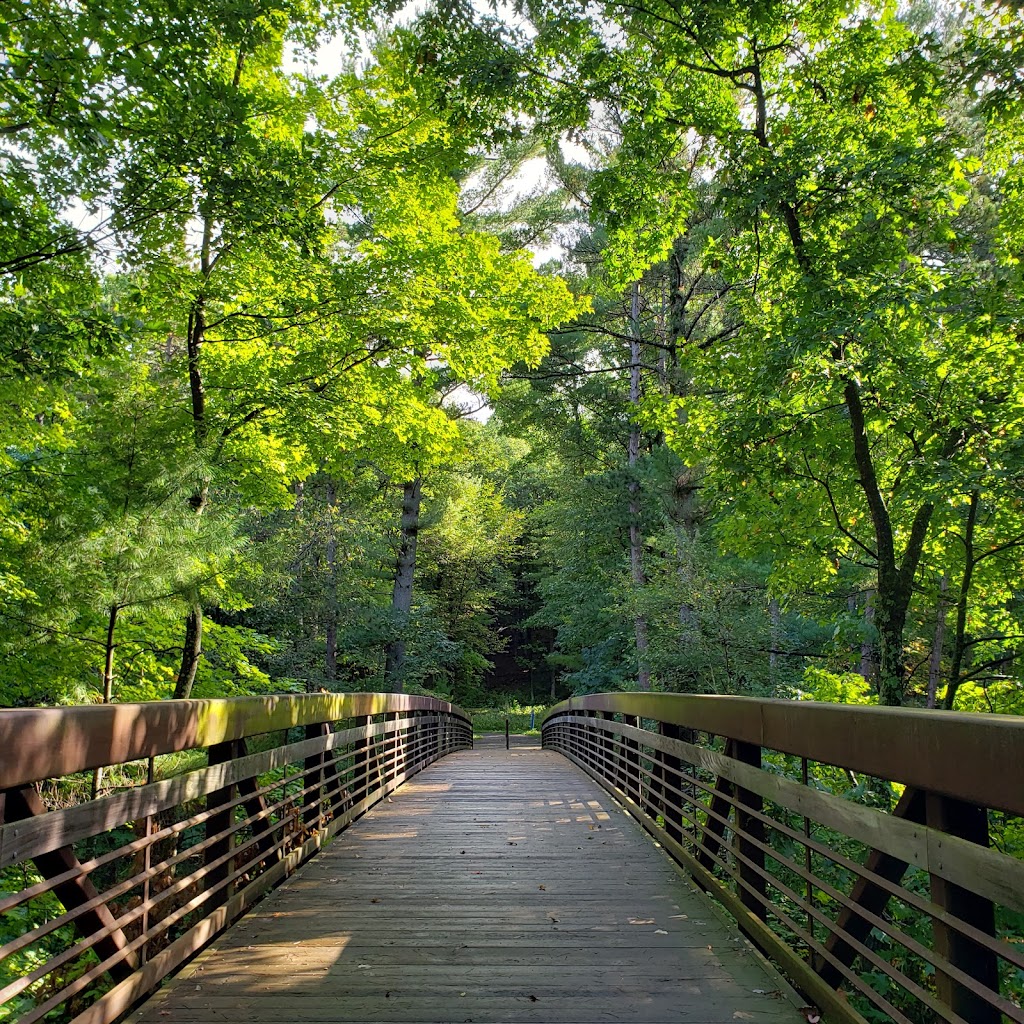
[0,691,469,789]
[542,692,1024,815]
[542,693,1024,1024]
[0,693,472,1024]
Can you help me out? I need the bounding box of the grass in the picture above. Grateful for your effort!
[470,704,548,736]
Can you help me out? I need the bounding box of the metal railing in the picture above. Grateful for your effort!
[542,693,1024,1024]
[0,693,472,1024]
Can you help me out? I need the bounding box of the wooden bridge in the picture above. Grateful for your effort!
[1,694,1022,1024]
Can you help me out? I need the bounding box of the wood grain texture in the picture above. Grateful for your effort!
[126,737,802,1024]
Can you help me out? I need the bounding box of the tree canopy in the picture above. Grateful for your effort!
[2,0,1022,715]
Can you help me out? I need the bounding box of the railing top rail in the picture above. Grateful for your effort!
[543,692,1024,817]
[0,692,470,789]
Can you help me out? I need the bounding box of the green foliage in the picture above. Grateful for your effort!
[799,667,876,705]
[470,701,547,735]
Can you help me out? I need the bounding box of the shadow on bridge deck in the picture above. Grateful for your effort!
[127,744,803,1023]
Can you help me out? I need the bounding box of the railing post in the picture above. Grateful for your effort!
[660,722,684,845]
[206,739,242,907]
[733,739,767,922]
[384,711,400,779]
[925,793,1000,1024]
[622,714,640,806]
[235,737,280,863]
[303,722,329,833]
[599,710,614,784]
[350,715,370,807]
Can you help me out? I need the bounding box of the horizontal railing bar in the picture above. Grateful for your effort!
[1,764,318,1008]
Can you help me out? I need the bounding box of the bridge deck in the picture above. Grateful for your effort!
[129,737,803,1023]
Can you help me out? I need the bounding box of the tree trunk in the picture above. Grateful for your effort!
[102,604,118,704]
[928,575,949,708]
[845,381,934,706]
[325,479,338,685]
[175,218,214,699]
[752,51,933,709]
[628,281,651,691]
[860,590,876,682]
[174,605,203,700]
[383,478,423,693]
[944,491,980,710]
[768,598,781,685]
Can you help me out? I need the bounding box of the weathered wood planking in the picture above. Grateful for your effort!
[128,737,802,1023]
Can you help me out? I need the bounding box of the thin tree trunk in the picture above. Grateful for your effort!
[175,216,214,697]
[102,605,118,704]
[92,604,122,797]
[628,281,651,691]
[174,606,203,700]
[845,381,934,705]
[860,590,876,682]
[944,491,980,710]
[383,478,423,693]
[927,575,949,708]
[325,479,338,685]
[769,598,781,684]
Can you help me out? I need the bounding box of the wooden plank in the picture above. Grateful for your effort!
[125,738,802,1024]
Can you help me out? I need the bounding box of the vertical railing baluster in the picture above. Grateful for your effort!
[141,755,155,965]
[732,739,767,922]
[622,714,640,806]
[304,722,329,833]
[206,739,241,906]
[660,722,683,845]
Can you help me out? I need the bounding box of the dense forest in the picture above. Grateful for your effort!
[2,0,1023,715]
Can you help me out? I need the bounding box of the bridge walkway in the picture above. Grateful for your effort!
[127,736,802,1024]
